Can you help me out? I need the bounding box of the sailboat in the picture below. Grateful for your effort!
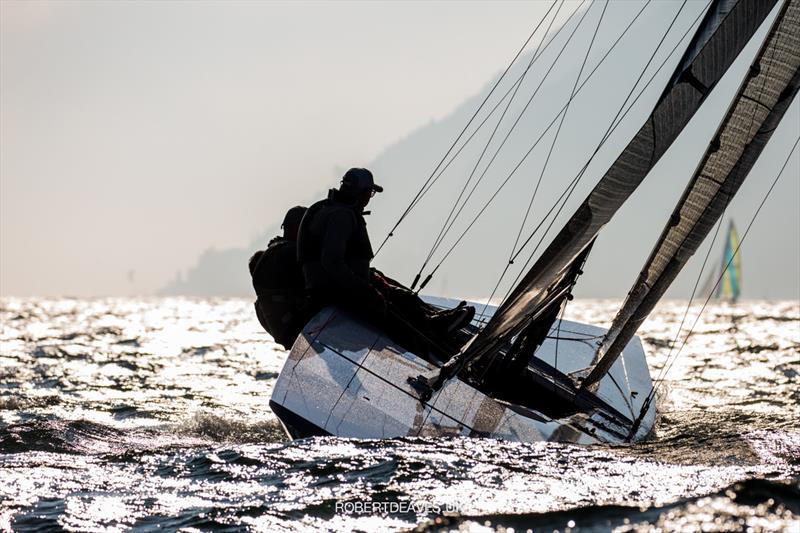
[269,0,799,444]
[702,221,743,302]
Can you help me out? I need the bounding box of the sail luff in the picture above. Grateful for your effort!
[463,0,780,369]
[583,0,799,388]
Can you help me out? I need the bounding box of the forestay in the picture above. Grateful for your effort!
[584,0,800,387]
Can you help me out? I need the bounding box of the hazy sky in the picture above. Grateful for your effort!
[1,0,572,297]
[1,0,798,298]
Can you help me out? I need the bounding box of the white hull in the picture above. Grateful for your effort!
[270,302,655,444]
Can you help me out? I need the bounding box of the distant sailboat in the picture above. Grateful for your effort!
[718,221,743,303]
[700,221,742,303]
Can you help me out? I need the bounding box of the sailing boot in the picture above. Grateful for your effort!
[429,303,475,334]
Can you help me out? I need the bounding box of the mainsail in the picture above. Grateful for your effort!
[463,0,780,370]
[583,0,799,387]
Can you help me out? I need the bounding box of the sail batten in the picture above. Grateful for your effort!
[583,0,800,387]
[463,0,781,371]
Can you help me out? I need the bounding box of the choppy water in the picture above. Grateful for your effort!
[0,297,797,532]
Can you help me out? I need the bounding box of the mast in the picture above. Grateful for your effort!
[583,0,799,388]
[462,0,780,373]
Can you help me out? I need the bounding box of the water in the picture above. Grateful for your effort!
[1,297,798,532]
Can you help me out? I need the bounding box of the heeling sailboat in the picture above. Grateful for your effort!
[269,0,799,444]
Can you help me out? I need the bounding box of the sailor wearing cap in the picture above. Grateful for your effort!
[296,168,474,354]
[297,167,385,314]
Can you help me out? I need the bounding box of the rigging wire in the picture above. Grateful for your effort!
[374,0,561,256]
[400,0,589,234]
[414,0,569,286]
[417,0,594,285]
[478,0,613,313]
[445,1,695,300]
[413,0,670,294]
[377,0,647,259]
[512,0,609,261]
[651,16,785,392]
[544,0,611,391]
[633,135,800,430]
[509,0,697,272]
[653,202,727,389]
[496,0,696,304]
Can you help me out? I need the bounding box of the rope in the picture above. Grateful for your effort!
[416,0,569,278]
[416,0,675,294]
[399,0,590,243]
[553,300,568,393]
[498,0,696,304]
[374,0,561,256]
[417,0,608,281]
[632,135,800,431]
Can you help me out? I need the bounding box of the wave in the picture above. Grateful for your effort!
[0,413,286,457]
[173,411,286,443]
[0,419,131,455]
[413,478,800,532]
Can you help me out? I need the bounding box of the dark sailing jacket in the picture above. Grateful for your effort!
[297,189,374,296]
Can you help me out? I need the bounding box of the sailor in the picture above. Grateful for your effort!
[297,167,475,352]
[249,205,308,349]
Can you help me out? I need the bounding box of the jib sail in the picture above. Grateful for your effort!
[463,0,780,370]
[583,0,800,388]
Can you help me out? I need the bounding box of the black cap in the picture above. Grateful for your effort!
[341,168,383,193]
[281,205,307,229]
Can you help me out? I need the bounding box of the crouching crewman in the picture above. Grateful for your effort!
[248,206,308,349]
